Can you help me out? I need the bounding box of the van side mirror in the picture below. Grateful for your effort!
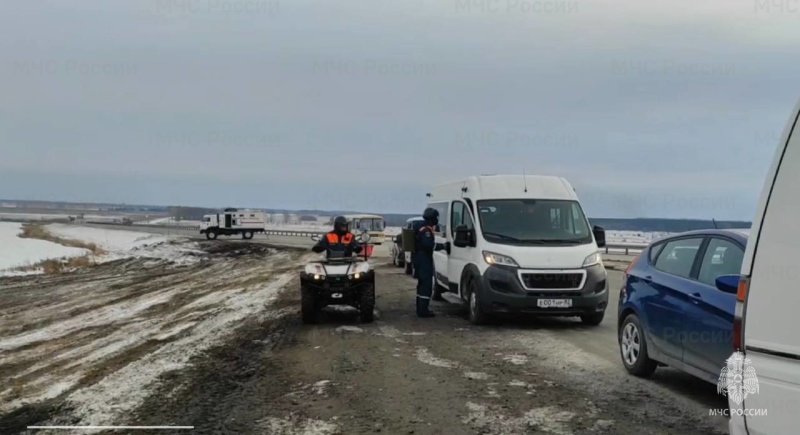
[715,275,741,294]
[592,225,606,248]
[453,225,472,248]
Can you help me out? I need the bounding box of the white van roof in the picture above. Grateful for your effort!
[427,175,578,202]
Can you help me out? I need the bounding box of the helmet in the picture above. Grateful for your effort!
[333,216,348,233]
[422,207,439,225]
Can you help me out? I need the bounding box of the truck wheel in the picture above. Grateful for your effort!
[243,231,253,240]
[359,283,375,323]
[301,285,318,324]
[206,230,217,240]
[468,279,491,325]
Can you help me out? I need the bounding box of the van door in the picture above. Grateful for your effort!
[428,202,449,288]
[740,104,800,430]
[448,200,475,298]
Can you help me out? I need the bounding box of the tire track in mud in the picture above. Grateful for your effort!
[0,241,312,434]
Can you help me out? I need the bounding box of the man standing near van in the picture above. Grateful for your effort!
[414,207,445,317]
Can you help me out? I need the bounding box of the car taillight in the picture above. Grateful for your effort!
[625,252,642,274]
[733,276,750,351]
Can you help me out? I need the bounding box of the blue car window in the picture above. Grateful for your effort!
[653,238,703,278]
[698,238,744,287]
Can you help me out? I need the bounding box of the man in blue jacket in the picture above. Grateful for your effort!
[413,207,446,317]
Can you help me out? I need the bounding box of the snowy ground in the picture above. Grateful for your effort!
[45,224,208,267]
[138,217,203,227]
[0,223,90,275]
[0,241,310,431]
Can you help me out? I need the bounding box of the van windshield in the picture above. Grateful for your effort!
[476,199,593,245]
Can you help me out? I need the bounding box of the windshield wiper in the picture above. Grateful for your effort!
[482,232,522,242]
[523,238,584,245]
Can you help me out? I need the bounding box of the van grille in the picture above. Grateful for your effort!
[520,273,583,290]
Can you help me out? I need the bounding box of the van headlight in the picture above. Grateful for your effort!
[483,251,519,267]
[582,252,602,267]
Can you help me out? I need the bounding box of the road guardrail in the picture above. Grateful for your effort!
[93,222,650,254]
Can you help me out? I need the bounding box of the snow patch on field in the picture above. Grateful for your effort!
[47,224,167,251]
[415,347,458,369]
[463,402,577,435]
[501,354,528,365]
[259,415,340,435]
[59,272,295,426]
[0,222,90,274]
[514,332,615,372]
[46,224,206,265]
[464,371,489,380]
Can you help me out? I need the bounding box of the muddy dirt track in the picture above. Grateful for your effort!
[1,240,729,435]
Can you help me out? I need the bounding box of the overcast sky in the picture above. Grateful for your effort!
[1,0,798,219]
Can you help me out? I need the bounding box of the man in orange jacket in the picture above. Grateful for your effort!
[312,216,363,257]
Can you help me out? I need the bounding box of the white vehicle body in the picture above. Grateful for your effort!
[728,98,800,435]
[200,210,266,239]
[425,175,608,325]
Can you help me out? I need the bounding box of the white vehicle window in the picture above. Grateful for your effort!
[451,201,474,238]
[428,202,448,235]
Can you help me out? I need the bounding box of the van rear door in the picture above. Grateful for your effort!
[738,100,800,431]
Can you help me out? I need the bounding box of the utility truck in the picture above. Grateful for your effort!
[200,208,266,240]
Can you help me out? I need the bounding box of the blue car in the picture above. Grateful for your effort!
[617,229,749,384]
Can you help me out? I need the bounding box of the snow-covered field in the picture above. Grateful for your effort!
[0,223,207,277]
[0,212,129,222]
[138,217,203,227]
[0,222,90,275]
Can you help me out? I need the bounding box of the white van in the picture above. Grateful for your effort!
[426,175,608,325]
[727,99,800,435]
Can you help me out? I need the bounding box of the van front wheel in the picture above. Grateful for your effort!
[468,280,490,325]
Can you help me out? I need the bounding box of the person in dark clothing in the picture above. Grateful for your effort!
[312,216,363,257]
[413,207,446,317]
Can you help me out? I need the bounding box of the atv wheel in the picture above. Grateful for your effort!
[301,285,318,324]
[359,283,375,323]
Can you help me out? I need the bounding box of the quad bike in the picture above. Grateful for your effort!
[300,232,375,324]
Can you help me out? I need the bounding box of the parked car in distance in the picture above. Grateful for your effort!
[391,217,423,276]
[617,229,749,384]
[727,98,800,435]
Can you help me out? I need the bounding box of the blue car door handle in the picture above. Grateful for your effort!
[688,292,702,303]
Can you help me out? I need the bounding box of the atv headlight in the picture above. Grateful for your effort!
[311,273,324,280]
[582,252,602,267]
[483,251,519,267]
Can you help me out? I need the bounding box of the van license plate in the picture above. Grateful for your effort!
[537,299,571,308]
